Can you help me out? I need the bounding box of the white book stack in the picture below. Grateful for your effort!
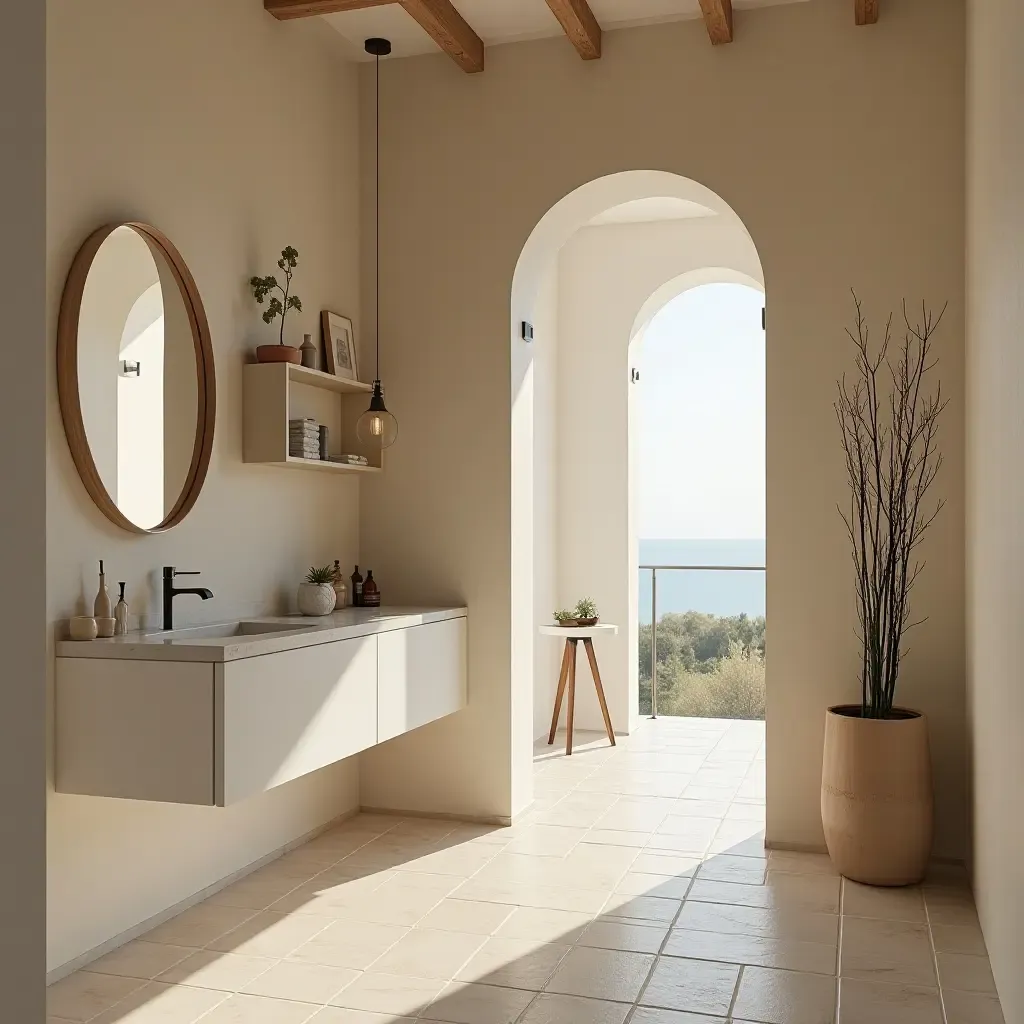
[289,418,320,459]
[328,453,369,466]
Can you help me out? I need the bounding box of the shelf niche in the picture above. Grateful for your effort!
[243,361,382,473]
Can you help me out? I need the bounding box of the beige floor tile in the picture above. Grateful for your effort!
[197,992,320,1023]
[676,901,839,945]
[578,919,669,954]
[319,886,447,927]
[687,874,840,914]
[639,956,740,1017]
[923,889,981,928]
[769,852,838,877]
[369,928,487,980]
[842,881,926,923]
[453,880,609,915]
[518,992,631,1024]
[156,950,278,992]
[86,982,228,1023]
[645,833,713,855]
[47,971,146,1022]
[670,799,731,819]
[307,1007,414,1022]
[840,917,936,987]
[665,929,836,974]
[630,1009,724,1024]
[697,854,767,885]
[397,846,500,877]
[288,921,409,970]
[375,872,463,897]
[89,940,196,981]
[936,952,998,994]
[708,831,767,859]
[600,892,682,923]
[595,799,677,832]
[329,972,445,1017]
[207,911,335,958]
[207,873,310,911]
[242,961,359,1004]
[420,981,534,1024]
[631,853,702,878]
[415,899,514,936]
[503,826,587,857]
[726,802,767,822]
[493,907,592,945]
[582,829,652,849]
[837,978,943,1024]
[942,988,1006,1024]
[731,965,836,1024]
[455,937,570,990]
[615,872,693,900]
[930,922,987,955]
[144,905,256,948]
[545,945,655,1002]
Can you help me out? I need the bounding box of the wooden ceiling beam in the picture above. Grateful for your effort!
[399,0,484,73]
[698,0,733,45]
[544,0,602,60]
[855,0,879,25]
[265,0,393,20]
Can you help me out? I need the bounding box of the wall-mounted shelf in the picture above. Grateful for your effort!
[243,361,383,473]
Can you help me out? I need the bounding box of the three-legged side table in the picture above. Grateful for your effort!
[538,624,618,756]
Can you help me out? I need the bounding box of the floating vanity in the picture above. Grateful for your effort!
[56,607,467,806]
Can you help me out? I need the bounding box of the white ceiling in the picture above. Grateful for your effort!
[324,0,811,61]
[588,197,717,225]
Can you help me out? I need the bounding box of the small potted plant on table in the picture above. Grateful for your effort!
[553,608,577,628]
[573,597,599,627]
[822,293,947,886]
[297,565,337,617]
[250,246,303,364]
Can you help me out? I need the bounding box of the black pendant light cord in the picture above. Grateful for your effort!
[375,49,380,384]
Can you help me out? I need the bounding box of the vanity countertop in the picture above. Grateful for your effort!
[56,606,467,663]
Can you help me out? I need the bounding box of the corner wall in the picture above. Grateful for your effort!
[966,0,1024,1017]
[1,0,46,1015]
[47,0,363,972]
[357,0,967,856]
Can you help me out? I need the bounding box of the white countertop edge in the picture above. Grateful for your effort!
[56,606,468,663]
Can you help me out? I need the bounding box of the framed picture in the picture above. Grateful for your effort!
[321,311,359,381]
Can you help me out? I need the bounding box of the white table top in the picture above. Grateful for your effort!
[539,623,618,638]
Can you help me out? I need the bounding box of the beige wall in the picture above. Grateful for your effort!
[47,0,363,972]
[966,0,1023,1017]
[1,0,46,1015]
[358,0,967,855]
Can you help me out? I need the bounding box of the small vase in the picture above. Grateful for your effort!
[297,582,336,616]
[299,333,318,370]
[256,345,301,364]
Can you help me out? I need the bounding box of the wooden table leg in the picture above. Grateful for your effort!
[565,639,578,756]
[584,637,616,747]
[547,640,572,745]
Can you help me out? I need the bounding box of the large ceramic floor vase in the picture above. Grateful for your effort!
[821,705,933,886]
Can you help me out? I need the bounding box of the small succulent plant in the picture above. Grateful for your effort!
[553,608,576,624]
[304,565,335,586]
[574,597,598,620]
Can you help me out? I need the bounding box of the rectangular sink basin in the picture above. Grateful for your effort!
[153,621,308,641]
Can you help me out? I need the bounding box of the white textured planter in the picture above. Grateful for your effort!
[821,704,933,886]
[297,582,336,617]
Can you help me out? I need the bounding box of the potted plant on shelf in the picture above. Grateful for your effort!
[574,598,599,627]
[297,565,337,617]
[250,246,303,364]
[823,293,947,886]
[553,608,577,628]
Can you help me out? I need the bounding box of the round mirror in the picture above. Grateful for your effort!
[57,223,215,533]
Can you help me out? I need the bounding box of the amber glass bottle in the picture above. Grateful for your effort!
[362,570,380,608]
[350,565,364,607]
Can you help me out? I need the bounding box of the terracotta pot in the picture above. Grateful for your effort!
[821,704,933,886]
[256,344,301,364]
[576,617,598,627]
[297,582,336,617]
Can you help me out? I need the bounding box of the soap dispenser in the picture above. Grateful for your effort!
[94,560,112,618]
[114,583,129,636]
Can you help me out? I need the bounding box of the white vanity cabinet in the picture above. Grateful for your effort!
[55,608,467,806]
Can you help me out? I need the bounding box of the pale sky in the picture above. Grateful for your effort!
[636,282,766,540]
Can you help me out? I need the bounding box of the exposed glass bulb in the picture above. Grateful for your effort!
[357,380,398,450]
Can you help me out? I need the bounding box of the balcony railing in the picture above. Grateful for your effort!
[641,563,766,718]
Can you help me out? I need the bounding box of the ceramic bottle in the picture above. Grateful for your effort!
[114,583,129,636]
[94,560,112,618]
[333,561,348,609]
[300,333,317,369]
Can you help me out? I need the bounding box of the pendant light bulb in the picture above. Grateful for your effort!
[361,36,398,452]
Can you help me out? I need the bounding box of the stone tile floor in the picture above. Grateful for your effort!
[48,717,1004,1023]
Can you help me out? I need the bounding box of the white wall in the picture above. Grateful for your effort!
[555,216,762,736]
[47,0,363,972]
[356,0,967,857]
[1,0,46,1014]
[966,0,1024,1017]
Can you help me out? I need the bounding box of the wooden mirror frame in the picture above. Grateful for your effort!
[56,222,216,534]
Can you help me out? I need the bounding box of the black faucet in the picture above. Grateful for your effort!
[162,567,214,630]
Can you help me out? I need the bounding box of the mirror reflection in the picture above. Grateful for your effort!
[76,226,200,531]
